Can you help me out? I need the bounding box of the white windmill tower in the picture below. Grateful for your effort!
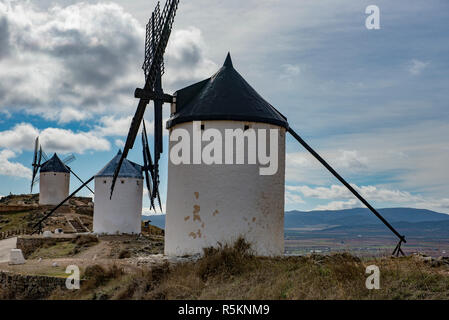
[164,54,288,256]
[93,150,144,235]
[38,154,71,206]
[30,137,93,207]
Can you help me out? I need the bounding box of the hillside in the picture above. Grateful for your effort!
[6,239,448,300]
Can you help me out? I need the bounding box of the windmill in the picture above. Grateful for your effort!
[30,136,94,196]
[109,0,180,212]
[164,54,407,257]
[30,1,180,234]
[110,1,406,256]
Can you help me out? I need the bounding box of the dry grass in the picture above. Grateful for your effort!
[28,235,99,259]
[28,241,77,259]
[49,238,449,300]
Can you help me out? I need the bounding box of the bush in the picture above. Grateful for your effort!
[83,264,124,289]
[196,237,254,280]
[73,234,98,246]
[118,249,131,259]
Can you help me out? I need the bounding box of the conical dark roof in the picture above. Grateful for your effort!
[95,150,143,179]
[166,53,288,129]
[40,153,70,173]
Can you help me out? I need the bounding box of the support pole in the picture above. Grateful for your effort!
[69,168,94,194]
[32,176,95,234]
[288,127,406,245]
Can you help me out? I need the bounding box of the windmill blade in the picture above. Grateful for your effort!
[288,127,406,248]
[110,0,180,199]
[142,120,155,181]
[154,73,164,161]
[142,127,155,211]
[142,120,161,212]
[30,139,41,193]
[30,167,38,193]
[154,180,163,212]
[31,147,43,191]
[38,146,42,166]
[69,168,94,195]
[30,171,38,193]
[110,111,145,199]
[63,154,76,165]
[143,0,179,83]
[32,137,39,165]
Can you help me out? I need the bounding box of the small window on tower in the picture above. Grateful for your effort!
[121,180,125,184]
[103,180,107,184]
[244,125,250,131]
[201,124,205,131]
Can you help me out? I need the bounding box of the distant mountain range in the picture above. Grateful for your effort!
[144,208,449,239]
[285,208,449,239]
[285,207,449,227]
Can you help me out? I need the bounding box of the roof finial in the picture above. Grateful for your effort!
[223,52,233,68]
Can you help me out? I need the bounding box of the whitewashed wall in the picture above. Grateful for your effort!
[93,176,143,235]
[165,120,286,257]
[39,172,70,205]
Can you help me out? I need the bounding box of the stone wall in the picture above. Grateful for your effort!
[0,271,66,299]
[0,205,34,213]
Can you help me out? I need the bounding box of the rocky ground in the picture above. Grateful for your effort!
[0,194,94,235]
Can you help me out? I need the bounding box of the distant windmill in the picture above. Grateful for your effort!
[30,136,94,206]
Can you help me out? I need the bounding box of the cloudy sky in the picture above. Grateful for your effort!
[0,0,448,214]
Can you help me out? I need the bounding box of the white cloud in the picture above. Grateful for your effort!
[287,183,449,213]
[39,127,110,154]
[280,64,301,80]
[0,122,110,154]
[334,150,367,170]
[55,108,91,124]
[95,115,170,138]
[408,59,430,75]
[96,116,132,137]
[0,149,32,179]
[288,184,417,203]
[287,185,350,200]
[0,123,39,151]
[115,139,125,148]
[0,2,222,121]
[142,203,166,216]
[164,26,218,91]
[285,189,305,205]
[0,2,143,116]
[315,199,362,211]
[0,112,173,157]
[285,149,369,185]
